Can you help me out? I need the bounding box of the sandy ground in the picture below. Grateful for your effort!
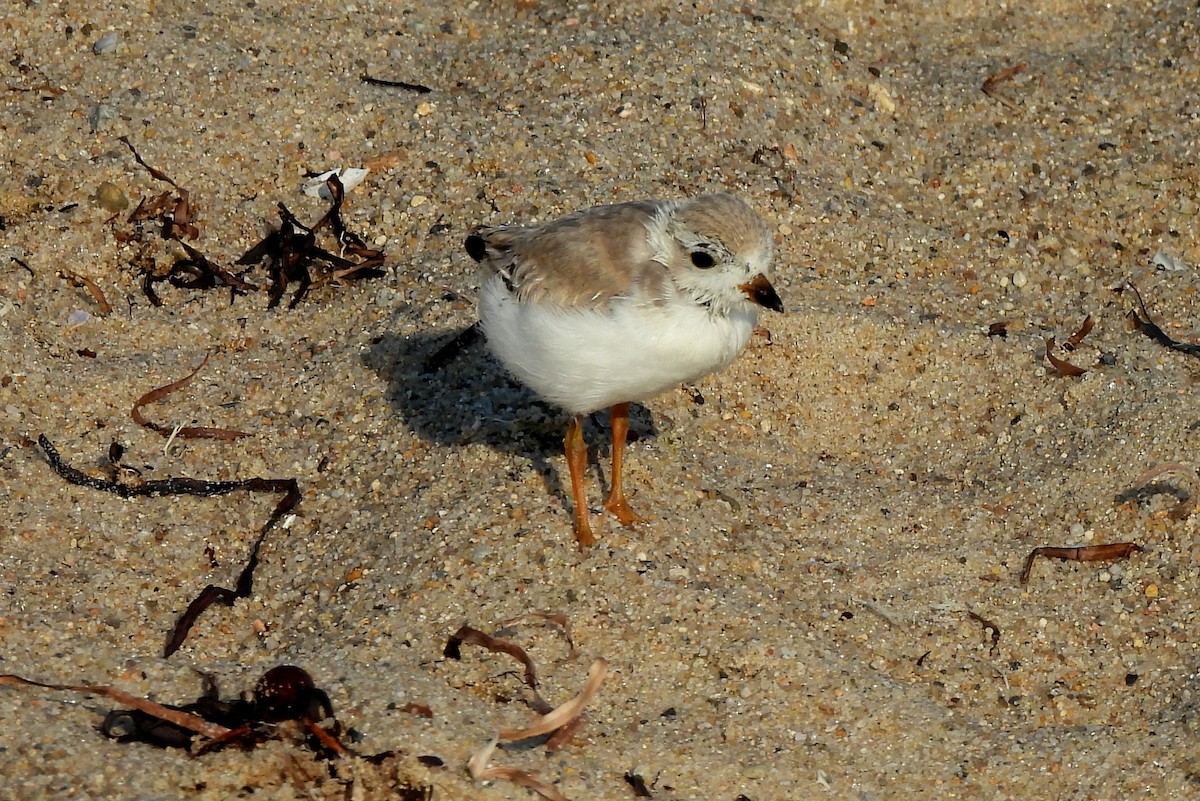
[3,1,1200,799]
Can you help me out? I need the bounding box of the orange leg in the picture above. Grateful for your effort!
[603,402,644,527]
[564,415,596,546]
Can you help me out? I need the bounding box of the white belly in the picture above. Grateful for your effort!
[479,275,757,415]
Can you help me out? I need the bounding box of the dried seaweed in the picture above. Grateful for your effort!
[57,268,112,315]
[36,435,300,655]
[445,625,545,710]
[966,610,1001,654]
[120,135,199,241]
[468,738,571,801]
[450,616,608,801]
[1127,282,1200,358]
[1044,337,1088,376]
[498,659,607,742]
[237,179,385,309]
[2,666,350,758]
[119,138,384,308]
[1019,542,1142,584]
[1065,314,1095,350]
[982,62,1027,106]
[131,353,252,441]
[0,673,232,741]
[360,73,433,93]
[466,659,607,801]
[501,611,579,661]
[1044,315,1095,376]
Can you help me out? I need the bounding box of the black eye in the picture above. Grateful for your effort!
[690,251,715,269]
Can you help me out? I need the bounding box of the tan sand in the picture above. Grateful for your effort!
[2,1,1198,798]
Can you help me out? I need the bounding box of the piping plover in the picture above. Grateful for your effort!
[467,193,782,546]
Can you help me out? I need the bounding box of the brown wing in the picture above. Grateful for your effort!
[465,200,673,307]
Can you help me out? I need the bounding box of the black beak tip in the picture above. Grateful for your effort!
[758,286,784,313]
[742,276,784,313]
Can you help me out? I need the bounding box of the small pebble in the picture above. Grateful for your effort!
[94,181,129,212]
[1012,270,1028,288]
[92,32,119,54]
[1145,583,1159,598]
[88,103,118,133]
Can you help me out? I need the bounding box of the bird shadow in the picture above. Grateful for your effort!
[362,324,659,507]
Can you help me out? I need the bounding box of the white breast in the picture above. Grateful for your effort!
[480,275,757,415]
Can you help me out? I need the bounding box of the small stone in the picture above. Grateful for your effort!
[868,81,896,113]
[94,181,128,212]
[92,32,119,55]
[1145,583,1159,598]
[88,103,118,133]
[1012,270,1028,288]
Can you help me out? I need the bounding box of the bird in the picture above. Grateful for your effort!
[466,193,782,546]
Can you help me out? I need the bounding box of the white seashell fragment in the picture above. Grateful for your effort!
[302,167,370,199]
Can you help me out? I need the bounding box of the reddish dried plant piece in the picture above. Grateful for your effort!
[1065,314,1095,350]
[0,673,233,741]
[1019,542,1142,584]
[1044,314,1096,375]
[57,269,113,315]
[1045,337,1087,376]
[4,665,351,759]
[445,625,541,696]
[119,136,199,240]
[982,62,1028,99]
[131,353,252,441]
